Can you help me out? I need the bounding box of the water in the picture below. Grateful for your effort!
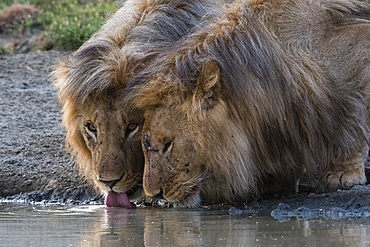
[1,203,370,247]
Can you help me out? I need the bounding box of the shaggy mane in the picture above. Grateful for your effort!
[52,0,222,105]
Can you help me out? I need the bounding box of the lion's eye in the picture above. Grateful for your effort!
[127,123,138,130]
[163,141,172,154]
[85,121,97,136]
[125,123,139,137]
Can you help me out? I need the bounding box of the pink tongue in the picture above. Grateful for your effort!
[105,192,136,208]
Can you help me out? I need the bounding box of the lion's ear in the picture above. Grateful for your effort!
[195,61,221,110]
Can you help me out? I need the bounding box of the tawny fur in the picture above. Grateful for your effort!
[51,0,228,198]
[127,0,370,207]
[250,0,370,192]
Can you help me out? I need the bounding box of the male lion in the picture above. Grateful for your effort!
[127,0,370,207]
[51,0,228,207]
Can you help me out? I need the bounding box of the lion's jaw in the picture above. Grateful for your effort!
[79,102,145,199]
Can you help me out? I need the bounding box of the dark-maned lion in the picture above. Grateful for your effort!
[127,0,370,207]
[51,0,228,207]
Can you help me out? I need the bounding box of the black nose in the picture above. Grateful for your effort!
[100,179,120,188]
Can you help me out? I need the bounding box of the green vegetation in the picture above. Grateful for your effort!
[1,0,119,50]
[1,0,369,51]
[0,45,7,54]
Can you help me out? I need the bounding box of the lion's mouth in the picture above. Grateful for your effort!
[105,191,136,208]
[151,186,201,208]
[105,183,142,208]
[105,180,143,208]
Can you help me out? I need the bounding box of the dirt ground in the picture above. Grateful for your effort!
[1,51,370,220]
[0,50,101,204]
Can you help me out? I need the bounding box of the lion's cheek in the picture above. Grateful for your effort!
[162,183,188,202]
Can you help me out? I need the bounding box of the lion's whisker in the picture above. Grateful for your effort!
[182,171,208,186]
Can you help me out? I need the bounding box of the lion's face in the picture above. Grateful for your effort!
[141,107,206,207]
[79,99,144,198]
[138,61,226,207]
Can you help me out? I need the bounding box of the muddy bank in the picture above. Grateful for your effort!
[1,51,370,220]
[0,50,102,203]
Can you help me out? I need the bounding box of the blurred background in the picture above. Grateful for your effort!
[0,0,119,54]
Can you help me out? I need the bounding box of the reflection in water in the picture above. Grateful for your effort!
[1,204,370,246]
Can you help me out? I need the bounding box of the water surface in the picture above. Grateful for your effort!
[1,203,370,247]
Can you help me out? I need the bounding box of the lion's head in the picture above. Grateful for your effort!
[131,60,262,207]
[52,37,147,207]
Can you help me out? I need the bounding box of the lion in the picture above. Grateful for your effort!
[51,0,229,208]
[126,0,370,207]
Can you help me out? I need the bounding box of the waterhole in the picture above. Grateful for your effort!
[1,203,370,246]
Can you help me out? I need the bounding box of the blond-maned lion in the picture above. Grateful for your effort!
[126,0,370,207]
[51,0,229,208]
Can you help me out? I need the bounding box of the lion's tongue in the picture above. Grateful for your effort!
[105,192,136,208]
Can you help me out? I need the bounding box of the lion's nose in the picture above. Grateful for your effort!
[99,179,120,188]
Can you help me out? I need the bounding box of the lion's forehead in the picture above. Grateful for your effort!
[84,106,135,126]
[150,103,191,121]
